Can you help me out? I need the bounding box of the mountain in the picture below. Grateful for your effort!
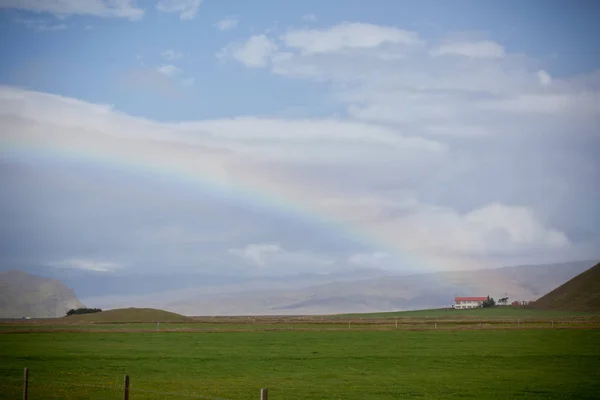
[77,260,596,316]
[531,262,600,312]
[0,270,84,318]
[2,265,390,298]
[163,260,596,315]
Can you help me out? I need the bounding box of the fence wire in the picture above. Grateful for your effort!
[0,375,237,400]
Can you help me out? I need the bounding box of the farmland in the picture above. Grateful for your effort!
[1,309,599,399]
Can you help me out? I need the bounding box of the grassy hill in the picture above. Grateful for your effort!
[532,262,600,312]
[65,307,190,323]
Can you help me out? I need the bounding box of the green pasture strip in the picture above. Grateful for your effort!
[1,329,599,399]
[333,307,597,320]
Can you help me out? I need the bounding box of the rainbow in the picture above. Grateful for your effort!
[0,87,467,273]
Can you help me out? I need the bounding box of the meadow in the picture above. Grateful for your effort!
[1,327,599,399]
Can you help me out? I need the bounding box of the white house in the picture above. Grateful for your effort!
[454,297,488,309]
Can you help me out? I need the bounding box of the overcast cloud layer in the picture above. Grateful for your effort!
[0,1,599,280]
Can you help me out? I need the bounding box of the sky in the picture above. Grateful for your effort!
[0,0,599,279]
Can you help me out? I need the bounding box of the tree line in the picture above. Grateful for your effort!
[66,308,102,316]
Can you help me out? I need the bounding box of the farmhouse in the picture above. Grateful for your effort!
[454,297,488,309]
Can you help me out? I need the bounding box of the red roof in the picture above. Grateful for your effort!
[455,297,487,302]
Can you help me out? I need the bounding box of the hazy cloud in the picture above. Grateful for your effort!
[281,22,421,54]
[0,0,144,20]
[156,0,202,20]
[430,40,505,58]
[51,259,123,272]
[216,16,238,31]
[161,49,183,60]
[218,35,278,68]
[2,19,599,277]
[156,64,183,77]
[301,14,317,22]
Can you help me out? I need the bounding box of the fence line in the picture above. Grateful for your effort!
[10,368,261,400]
[2,319,598,334]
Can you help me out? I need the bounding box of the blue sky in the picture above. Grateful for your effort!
[0,0,599,281]
[1,0,599,121]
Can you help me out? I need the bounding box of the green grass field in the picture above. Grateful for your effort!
[334,306,597,319]
[1,329,599,400]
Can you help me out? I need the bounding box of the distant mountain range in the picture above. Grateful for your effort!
[79,260,597,315]
[2,260,597,317]
[160,260,596,315]
[0,270,84,318]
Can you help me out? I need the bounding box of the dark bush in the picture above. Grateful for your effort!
[66,308,102,316]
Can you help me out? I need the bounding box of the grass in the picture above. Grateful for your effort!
[0,329,599,399]
[334,307,597,320]
[532,262,600,311]
[1,307,598,333]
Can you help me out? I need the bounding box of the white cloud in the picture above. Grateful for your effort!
[218,25,599,140]
[538,69,552,86]
[430,40,505,58]
[218,35,278,68]
[281,22,421,54]
[16,18,67,31]
[3,12,599,273]
[176,117,446,157]
[229,244,336,271]
[320,198,570,262]
[161,49,183,61]
[301,14,317,22]
[180,77,195,87]
[229,244,283,267]
[216,16,238,31]
[348,252,391,267]
[0,0,144,20]
[156,64,183,77]
[51,259,122,272]
[156,0,202,20]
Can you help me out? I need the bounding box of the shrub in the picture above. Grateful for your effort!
[66,308,102,316]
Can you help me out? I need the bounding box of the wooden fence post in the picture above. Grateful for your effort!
[260,388,268,400]
[23,367,28,400]
[123,375,130,400]
[434,322,437,329]
[395,319,398,329]
[551,320,554,328]
[517,320,520,329]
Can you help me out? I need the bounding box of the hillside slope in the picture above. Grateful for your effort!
[532,262,600,312]
[0,270,84,318]
[65,307,190,323]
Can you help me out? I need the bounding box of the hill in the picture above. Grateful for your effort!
[0,270,84,318]
[65,307,190,323]
[532,262,600,312]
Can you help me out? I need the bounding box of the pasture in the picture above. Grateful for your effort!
[1,326,599,399]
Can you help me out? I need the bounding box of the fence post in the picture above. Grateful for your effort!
[23,367,28,400]
[552,320,554,328]
[348,321,351,329]
[395,319,398,329]
[434,322,437,329]
[123,375,130,400]
[517,320,520,329]
[260,388,268,400]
